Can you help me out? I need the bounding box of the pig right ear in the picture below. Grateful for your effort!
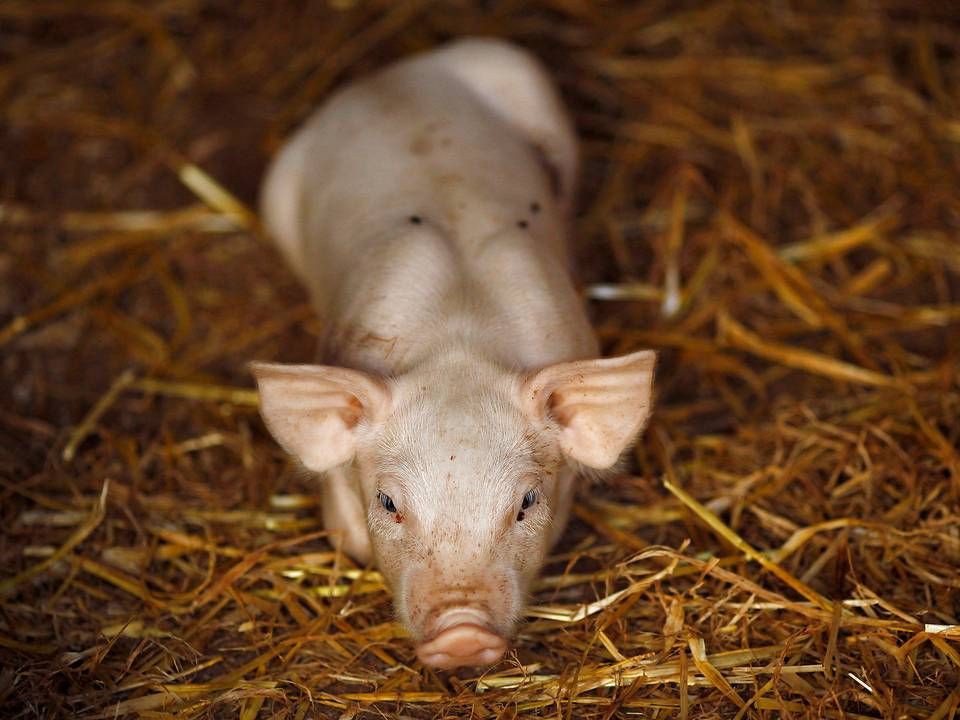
[250,362,391,473]
[519,350,656,470]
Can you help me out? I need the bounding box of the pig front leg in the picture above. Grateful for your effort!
[321,465,373,565]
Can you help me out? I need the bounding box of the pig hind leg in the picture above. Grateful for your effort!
[321,466,373,565]
[259,128,310,277]
[429,38,579,207]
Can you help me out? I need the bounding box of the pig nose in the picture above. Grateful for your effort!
[416,610,507,669]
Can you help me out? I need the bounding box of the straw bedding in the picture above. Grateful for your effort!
[1,1,958,717]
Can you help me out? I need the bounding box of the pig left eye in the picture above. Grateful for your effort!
[378,492,397,513]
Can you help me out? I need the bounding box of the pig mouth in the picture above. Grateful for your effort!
[415,607,508,669]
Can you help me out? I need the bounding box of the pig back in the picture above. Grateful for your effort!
[260,39,595,372]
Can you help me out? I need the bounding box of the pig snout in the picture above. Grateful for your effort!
[401,563,519,670]
[415,608,507,669]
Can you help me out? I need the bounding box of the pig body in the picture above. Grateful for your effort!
[262,38,595,375]
[254,38,656,669]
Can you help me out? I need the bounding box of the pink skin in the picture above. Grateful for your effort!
[416,611,508,669]
[251,39,657,669]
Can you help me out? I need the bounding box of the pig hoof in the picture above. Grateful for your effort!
[416,623,507,669]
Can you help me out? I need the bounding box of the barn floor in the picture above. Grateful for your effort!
[1,1,959,718]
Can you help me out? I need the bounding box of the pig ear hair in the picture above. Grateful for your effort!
[520,349,656,470]
[250,362,391,473]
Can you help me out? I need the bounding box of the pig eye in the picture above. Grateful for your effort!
[521,489,537,511]
[378,492,397,513]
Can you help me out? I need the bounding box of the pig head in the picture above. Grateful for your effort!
[251,38,657,669]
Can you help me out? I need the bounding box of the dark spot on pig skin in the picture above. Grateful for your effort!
[530,201,541,213]
[450,455,455,461]
[516,511,525,521]
[516,219,528,229]
[409,215,422,225]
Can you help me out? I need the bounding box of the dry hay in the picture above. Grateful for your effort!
[1,1,959,718]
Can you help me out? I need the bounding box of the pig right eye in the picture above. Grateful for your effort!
[378,491,397,513]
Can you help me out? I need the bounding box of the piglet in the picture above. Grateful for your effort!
[252,38,656,670]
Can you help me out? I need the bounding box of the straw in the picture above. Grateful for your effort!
[2,1,959,717]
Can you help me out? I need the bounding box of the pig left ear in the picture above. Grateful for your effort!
[250,362,391,473]
[520,349,657,470]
